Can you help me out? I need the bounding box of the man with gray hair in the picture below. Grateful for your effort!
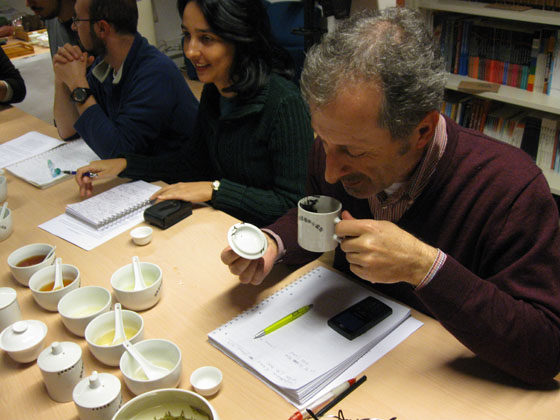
[222,7,560,385]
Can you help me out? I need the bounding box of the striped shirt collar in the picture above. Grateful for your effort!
[368,114,447,222]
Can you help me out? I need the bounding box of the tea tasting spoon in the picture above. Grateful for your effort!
[112,303,127,345]
[53,257,64,291]
[122,339,169,380]
[132,256,147,291]
[44,245,56,262]
[0,202,7,220]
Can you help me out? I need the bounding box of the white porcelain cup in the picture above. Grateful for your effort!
[0,287,22,332]
[38,341,84,402]
[0,176,7,203]
[297,195,342,252]
[0,207,12,242]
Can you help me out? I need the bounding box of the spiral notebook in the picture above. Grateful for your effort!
[65,180,159,229]
[39,181,161,250]
[6,138,100,189]
[208,266,422,407]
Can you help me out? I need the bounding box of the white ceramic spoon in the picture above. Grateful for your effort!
[122,339,169,380]
[53,257,64,291]
[132,256,147,291]
[44,245,56,262]
[0,202,7,220]
[111,303,126,345]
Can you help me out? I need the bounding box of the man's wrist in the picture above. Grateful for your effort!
[262,229,284,263]
[416,248,447,290]
[68,79,90,93]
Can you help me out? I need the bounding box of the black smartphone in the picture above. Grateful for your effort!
[328,296,393,340]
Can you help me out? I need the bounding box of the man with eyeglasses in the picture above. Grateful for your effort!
[52,0,199,159]
[26,0,79,57]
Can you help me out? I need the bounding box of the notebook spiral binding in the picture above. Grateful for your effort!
[98,200,152,231]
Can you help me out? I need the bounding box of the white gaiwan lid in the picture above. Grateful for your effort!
[0,287,17,310]
[73,371,121,409]
[38,341,82,373]
[227,223,267,260]
[0,320,47,352]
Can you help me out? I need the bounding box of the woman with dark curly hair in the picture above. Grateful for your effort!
[76,0,314,227]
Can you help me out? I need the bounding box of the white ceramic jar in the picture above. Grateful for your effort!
[0,287,22,332]
[0,319,47,363]
[73,371,122,420]
[38,341,84,402]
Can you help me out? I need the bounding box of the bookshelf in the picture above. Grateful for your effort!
[446,73,560,115]
[410,0,560,25]
[407,0,560,194]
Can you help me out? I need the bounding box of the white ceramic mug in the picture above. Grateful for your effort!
[297,195,342,252]
[38,341,84,402]
[0,176,7,203]
[0,287,22,332]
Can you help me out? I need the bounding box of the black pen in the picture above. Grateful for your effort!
[62,170,98,178]
[315,375,367,417]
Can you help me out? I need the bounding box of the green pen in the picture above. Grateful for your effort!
[254,304,313,339]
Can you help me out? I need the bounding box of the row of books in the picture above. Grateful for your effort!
[463,0,560,12]
[441,92,560,171]
[433,13,560,95]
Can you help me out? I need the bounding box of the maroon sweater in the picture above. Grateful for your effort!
[267,116,560,385]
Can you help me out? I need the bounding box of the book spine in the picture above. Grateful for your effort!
[543,31,556,94]
[527,31,541,92]
[520,115,543,161]
[549,30,560,97]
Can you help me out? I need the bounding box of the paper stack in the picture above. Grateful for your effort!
[208,266,418,406]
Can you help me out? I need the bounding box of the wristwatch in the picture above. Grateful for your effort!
[70,87,92,104]
[212,180,220,200]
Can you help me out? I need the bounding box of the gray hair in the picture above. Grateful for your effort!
[300,7,447,140]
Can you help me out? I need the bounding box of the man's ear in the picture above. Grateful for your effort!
[95,20,111,38]
[414,110,440,150]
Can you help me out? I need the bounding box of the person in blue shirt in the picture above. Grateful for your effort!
[52,0,199,159]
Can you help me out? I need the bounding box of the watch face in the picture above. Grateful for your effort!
[72,88,90,103]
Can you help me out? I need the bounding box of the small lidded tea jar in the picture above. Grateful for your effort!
[73,371,122,420]
[38,341,84,402]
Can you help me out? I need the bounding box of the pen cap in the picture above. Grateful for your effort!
[288,412,304,420]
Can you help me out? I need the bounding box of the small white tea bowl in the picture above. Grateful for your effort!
[28,264,80,312]
[85,308,144,366]
[120,338,182,396]
[190,366,223,397]
[7,243,56,286]
[110,261,162,311]
[130,226,153,246]
[58,286,112,337]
